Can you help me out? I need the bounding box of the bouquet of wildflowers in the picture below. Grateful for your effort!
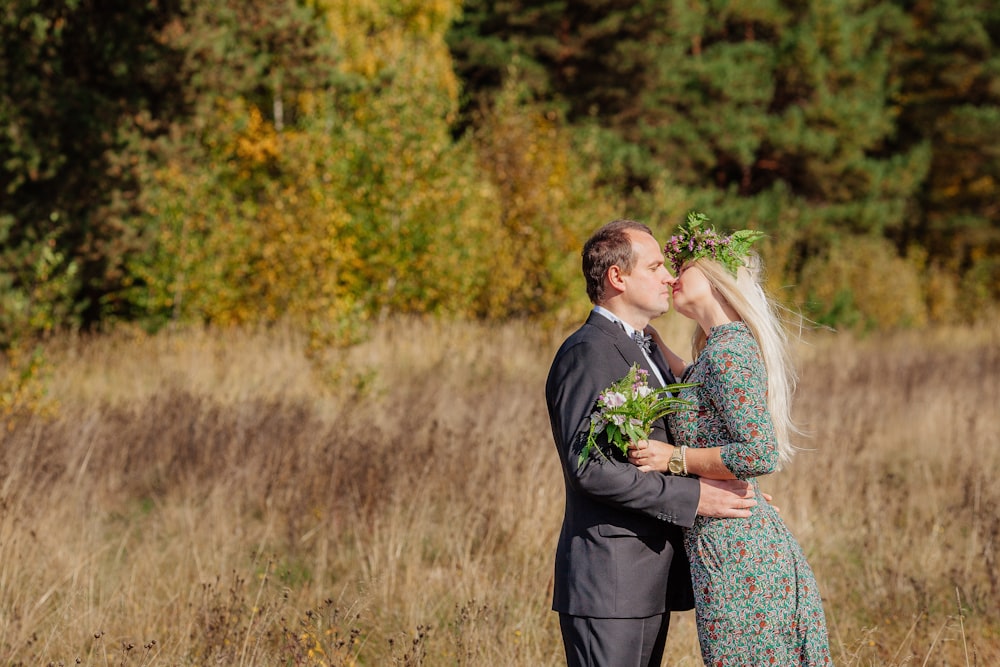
[579,364,695,467]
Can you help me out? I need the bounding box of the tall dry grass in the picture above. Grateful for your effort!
[0,318,997,665]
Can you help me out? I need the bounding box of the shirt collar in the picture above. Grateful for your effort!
[592,305,638,337]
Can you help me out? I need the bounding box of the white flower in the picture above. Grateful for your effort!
[603,391,627,408]
[578,363,695,468]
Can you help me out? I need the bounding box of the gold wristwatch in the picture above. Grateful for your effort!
[668,445,687,475]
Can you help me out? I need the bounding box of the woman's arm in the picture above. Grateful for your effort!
[628,439,735,479]
[628,440,777,508]
[702,342,780,478]
[628,337,779,480]
[644,324,689,378]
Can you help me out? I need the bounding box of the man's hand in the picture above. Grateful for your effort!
[697,478,757,518]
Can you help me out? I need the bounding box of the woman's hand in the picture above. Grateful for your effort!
[627,439,674,473]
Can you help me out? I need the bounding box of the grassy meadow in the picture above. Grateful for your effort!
[1,317,997,665]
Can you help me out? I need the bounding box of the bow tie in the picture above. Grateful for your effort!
[632,331,655,355]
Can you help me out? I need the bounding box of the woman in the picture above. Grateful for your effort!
[629,212,831,665]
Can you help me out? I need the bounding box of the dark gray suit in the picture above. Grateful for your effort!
[545,312,700,666]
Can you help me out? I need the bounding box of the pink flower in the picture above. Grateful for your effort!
[579,363,696,467]
[602,391,627,408]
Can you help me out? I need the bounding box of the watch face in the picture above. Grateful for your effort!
[668,460,683,474]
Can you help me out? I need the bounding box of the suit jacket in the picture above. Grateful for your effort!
[544,311,699,618]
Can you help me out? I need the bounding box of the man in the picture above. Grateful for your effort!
[544,219,758,667]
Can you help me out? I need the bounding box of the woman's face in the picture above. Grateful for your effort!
[670,263,714,319]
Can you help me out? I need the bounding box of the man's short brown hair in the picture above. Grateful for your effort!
[582,219,653,304]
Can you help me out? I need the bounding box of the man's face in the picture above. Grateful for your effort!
[619,229,675,320]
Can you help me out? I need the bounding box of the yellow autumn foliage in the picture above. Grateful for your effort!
[468,74,621,322]
[796,235,929,330]
[123,0,661,341]
[319,0,460,98]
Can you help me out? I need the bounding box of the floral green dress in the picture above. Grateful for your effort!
[669,322,831,666]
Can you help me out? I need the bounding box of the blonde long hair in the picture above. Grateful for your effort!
[689,254,800,468]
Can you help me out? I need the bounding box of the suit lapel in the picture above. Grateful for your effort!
[650,345,678,386]
[584,311,674,442]
[585,312,659,384]
[586,311,678,387]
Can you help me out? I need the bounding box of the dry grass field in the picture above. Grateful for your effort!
[1,317,997,665]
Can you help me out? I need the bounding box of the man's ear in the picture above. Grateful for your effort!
[607,265,626,290]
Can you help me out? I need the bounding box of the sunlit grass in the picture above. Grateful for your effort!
[0,317,996,665]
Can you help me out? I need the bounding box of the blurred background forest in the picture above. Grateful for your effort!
[3,3,1000,664]
[3,0,1000,397]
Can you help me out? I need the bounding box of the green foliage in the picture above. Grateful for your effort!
[127,0,497,343]
[0,215,72,418]
[3,0,1000,338]
[0,216,80,341]
[127,0,615,339]
[581,363,695,467]
[449,0,676,183]
[123,0,357,332]
[959,254,1000,322]
[891,0,1000,275]
[0,341,52,422]
[317,2,490,322]
[126,100,355,330]
[449,0,1000,329]
[0,0,189,331]
[663,211,765,275]
[466,74,619,321]
[797,235,928,331]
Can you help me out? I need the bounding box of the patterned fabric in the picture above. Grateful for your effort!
[669,322,832,666]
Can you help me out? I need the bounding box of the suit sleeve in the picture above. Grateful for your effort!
[546,339,700,527]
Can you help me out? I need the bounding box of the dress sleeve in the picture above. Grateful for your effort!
[701,334,779,479]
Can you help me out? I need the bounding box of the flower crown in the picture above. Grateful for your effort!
[663,211,764,275]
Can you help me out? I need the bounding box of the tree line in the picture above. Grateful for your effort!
[2,0,998,360]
